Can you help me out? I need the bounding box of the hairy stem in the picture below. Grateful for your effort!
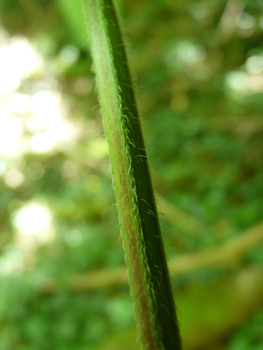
[84,1,182,349]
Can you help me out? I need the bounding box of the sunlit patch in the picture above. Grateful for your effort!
[4,169,24,188]
[246,75,263,93]
[12,201,54,246]
[64,228,83,247]
[27,91,62,133]
[0,111,23,157]
[225,70,263,95]
[164,40,206,71]
[88,138,109,160]
[225,71,247,93]
[236,12,255,37]
[189,4,211,21]
[25,90,77,153]
[0,31,79,157]
[236,12,255,30]
[245,55,263,75]
[176,41,206,65]
[5,93,33,114]
[0,159,7,175]
[0,35,43,95]
[30,132,57,153]
[59,45,80,66]
[0,247,24,276]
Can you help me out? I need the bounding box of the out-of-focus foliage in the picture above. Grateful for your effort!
[0,0,263,349]
[227,307,263,350]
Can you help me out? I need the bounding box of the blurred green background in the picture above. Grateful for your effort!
[0,0,263,349]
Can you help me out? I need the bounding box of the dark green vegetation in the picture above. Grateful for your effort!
[0,0,263,349]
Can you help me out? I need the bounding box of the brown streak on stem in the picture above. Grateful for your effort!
[111,129,154,348]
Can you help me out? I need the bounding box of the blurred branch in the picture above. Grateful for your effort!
[156,194,205,236]
[40,221,263,293]
[218,0,244,41]
[234,118,263,140]
[93,266,263,350]
[182,266,263,350]
[169,221,263,274]
[209,116,263,140]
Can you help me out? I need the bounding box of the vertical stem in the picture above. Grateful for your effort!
[84,1,182,349]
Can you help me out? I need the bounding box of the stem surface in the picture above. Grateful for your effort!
[85,1,182,349]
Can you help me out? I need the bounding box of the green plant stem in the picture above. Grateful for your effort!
[85,1,182,349]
